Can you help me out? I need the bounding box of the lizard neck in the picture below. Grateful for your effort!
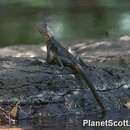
[43,31,55,43]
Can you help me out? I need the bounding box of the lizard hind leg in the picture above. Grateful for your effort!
[76,56,88,68]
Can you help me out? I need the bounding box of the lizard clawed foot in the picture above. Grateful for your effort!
[59,66,64,70]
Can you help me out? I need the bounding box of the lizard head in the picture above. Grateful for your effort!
[36,22,52,41]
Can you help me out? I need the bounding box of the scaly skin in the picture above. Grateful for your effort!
[37,22,106,114]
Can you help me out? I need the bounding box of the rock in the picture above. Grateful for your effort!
[0,56,130,117]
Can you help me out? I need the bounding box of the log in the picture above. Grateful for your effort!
[0,55,130,116]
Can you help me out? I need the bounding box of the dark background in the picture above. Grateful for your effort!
[0,0,130,45]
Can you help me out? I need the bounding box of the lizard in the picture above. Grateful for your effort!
[36,22,106,114]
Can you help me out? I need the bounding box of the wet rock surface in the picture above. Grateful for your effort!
[0,37,130,117]
[0,56,130,116]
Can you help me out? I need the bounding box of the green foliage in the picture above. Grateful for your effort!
[0,0,49,7]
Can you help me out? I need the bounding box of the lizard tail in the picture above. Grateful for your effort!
[75,64,106,113]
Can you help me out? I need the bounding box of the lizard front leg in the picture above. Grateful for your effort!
[46,45,54,64]
[46,45,64,69]
[56,56,64,70]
